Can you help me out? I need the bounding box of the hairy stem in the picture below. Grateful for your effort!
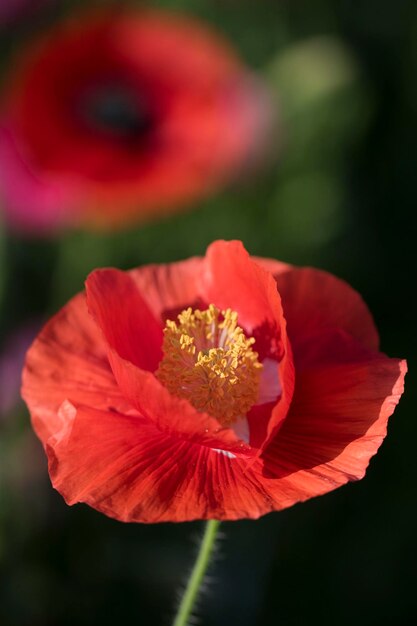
[172,519,221,626]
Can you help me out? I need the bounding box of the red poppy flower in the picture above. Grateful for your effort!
[22,241,406,522]
[0,9,270,232]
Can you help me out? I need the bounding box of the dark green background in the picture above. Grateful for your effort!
[0,1,415,625]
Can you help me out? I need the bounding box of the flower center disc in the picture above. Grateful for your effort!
[156,305,262,426]
[77,83,154,139]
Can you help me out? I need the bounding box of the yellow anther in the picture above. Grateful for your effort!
[156,305,262,426]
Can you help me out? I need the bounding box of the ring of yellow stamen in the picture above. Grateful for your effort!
[156,305,262,426]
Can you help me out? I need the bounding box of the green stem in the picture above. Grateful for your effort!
[172,520,221,626]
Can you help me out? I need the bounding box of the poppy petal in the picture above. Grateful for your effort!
[261,350,406,506]
[253,256,291,277]
[202,240,295,449]
[0,126,78,233]
[203,240,283,331]
[86,268,163,371]
[21,293,132,444]
[47,401,272,522]
[106,349,253,455]
[257,357,282,405]
[85,268,254,454]
[129,256,204,322]
[272,266,380,360]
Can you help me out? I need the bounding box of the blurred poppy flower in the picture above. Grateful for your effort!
[22,241,406,522]
[0,9,270,233]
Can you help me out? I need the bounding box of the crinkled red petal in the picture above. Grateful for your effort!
[259,344,406,508]
[86,268,163,371]
[21,293,133,445]
[129,256,204,322]
[46,402,271,522]
[202,240,295,449]
[271,265,380,361]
